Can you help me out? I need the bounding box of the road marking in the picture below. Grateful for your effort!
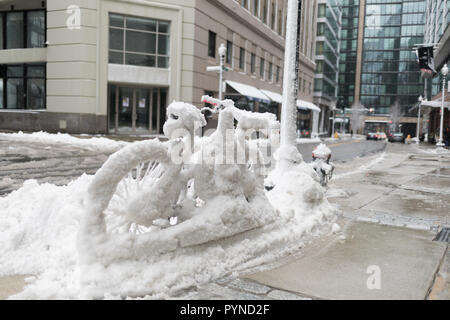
[328,139,363,148]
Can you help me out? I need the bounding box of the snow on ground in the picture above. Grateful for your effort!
[0,165,336,299]
[333,152,386,179]
[0,131,128,152]
[297,137,322,144]
[411,144,450,155]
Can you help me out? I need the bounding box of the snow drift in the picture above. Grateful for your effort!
[0,100,337,299]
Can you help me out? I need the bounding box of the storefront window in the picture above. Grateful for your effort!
[1,10,46,50]
[6,12,24,49]
[1,64,46,110]
[27,11,46,48]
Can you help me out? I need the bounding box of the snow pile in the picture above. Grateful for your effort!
[0,176,93,299]
[0,131,128,152]
[0,100,337,299]
[312,143,331,159]
[0,170,336,299]
[297,137,322,144]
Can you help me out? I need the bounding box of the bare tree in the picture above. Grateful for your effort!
[390,100,402,132]
[350,102,365,134]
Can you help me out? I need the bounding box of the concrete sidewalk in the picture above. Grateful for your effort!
[245,143,450,300]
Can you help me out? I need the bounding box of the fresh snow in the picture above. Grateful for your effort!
[0,131,128,152]
[0,169,336,299]
[0,100,338,299]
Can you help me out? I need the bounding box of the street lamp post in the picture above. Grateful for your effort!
[437,64,448,147]
[416,95,422,144]
[218,43,227,100]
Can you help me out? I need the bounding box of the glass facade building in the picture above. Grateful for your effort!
[314,0,342,134]
[425,0,450,96]
[338,0,426,119]
[338,0,359,109]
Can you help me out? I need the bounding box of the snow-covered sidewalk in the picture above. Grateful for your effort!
[0,131,129,152]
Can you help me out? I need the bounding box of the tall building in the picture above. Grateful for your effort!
[338,0,426,135]
[314,0,342,136]
[425,0,449,97]
[0,0,319,136]
[422,0,450,141]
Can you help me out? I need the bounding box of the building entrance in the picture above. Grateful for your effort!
[108,84,167,134]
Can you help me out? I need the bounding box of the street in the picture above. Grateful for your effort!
[299,138,386,163]
[0,136,384,196]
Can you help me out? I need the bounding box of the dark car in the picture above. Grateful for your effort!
[366,132,379,140]
[388,132,405,143]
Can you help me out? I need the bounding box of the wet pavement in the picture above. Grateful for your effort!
[0,135,385,196]
[246,143,450,300]
[0,138,112,195]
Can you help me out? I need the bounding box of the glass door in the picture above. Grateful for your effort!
[108,84,167,134]
[118,87,133,133]
[136,88,150,133]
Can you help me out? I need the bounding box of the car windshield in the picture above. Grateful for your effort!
[393,133,403,136]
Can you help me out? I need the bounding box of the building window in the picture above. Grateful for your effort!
[318,4,326,17]
[108,14,170,68]
[271,1,276,30]
[226,40,233,64]
[6,12,24,49]
[0,10,46,50]
[27,11,46,48]
[239,47,245,70]
[253,0,259,17]
[278,9,283,35]
[208,31,216,58]
[262,0,268,24]
[242,0,248,10]
[251,53,256,74]
[268,61,273,81]
[0,64,46,110]
[276,65,280,83]
[260,57,265,78]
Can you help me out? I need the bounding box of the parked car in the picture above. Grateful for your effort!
[388,132,405,143]
[378,132,387,140]
[366,132,379,140]
[299,129,311,138]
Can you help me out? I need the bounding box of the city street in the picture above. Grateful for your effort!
[0,135,448,300]
[0,135,385,195]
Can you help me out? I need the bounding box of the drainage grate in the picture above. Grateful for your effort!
[433,228,450,243]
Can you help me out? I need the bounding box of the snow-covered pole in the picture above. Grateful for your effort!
[218,43,227,100]
[278,0,301,168]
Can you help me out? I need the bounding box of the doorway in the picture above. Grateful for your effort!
[108,84,168,134]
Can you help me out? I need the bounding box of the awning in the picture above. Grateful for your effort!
[225,80,270,101]
[260,89,283,103]
[421,100,450,108]
[365,120,390,123]
[334,118,349,123]
[297,99,321,112]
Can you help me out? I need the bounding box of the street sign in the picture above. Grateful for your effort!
[206,66,221,72]
[206,66,230,72]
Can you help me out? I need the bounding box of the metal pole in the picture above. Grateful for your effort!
[219,53,224,100]
[332,108,336,137]
[437,64,447,147]
[416,103,421,144]
[279,0,300,149]
[218,43,226,101]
